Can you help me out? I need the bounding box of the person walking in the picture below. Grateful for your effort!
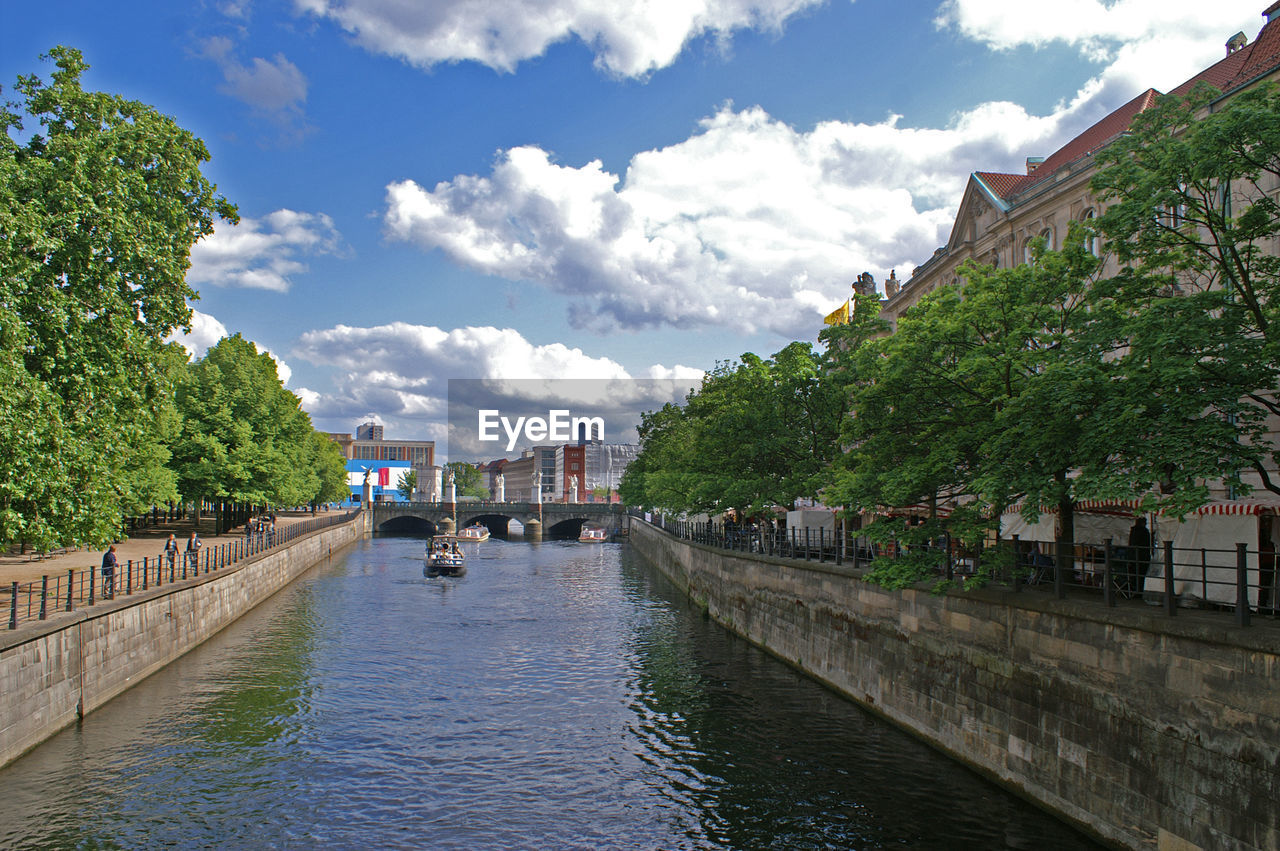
[186,532,203,574]
[164,533,179,574]
[101,545,118,599]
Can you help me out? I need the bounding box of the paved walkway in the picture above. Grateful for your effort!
[0,511,330,589]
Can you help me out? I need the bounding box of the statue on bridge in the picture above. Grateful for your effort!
[494,472,505,503]
[569,475,579,504]
[531,470,542,504]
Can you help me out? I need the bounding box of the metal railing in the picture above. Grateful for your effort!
[633,510,1279,628]
[6,511,360,631]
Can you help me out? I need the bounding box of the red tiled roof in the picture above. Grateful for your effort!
[1006,89,1159,199]
[989,9,1280,204]
[974,171,1023,199]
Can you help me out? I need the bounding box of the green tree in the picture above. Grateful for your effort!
[0,46,235,549]
[444,461,488,499]
[172,334,322,524]
[396,469,418,501]
[1091,81,1280,496]
[310,431,351,506]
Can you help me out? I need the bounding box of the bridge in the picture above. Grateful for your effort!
[371,501,627,539]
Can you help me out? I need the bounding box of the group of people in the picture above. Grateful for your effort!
[101,532,203,597]
[245,514,277,549]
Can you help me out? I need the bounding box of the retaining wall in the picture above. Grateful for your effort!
[0,513,368,769]
[630,519,1279,851]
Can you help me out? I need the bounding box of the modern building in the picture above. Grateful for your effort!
[326,417,439,502]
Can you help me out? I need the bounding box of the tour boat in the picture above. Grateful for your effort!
[424,534,467,576]
[458,523,491,542]
[578,527,608,543]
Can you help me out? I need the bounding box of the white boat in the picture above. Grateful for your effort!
[579,527,608,543]
[458,523,491,542]
[425,534,467,576]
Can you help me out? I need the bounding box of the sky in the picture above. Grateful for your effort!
[3,0,1269,459]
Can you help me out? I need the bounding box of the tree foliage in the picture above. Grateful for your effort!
[0,47,234,549]
[396,469,418,501]
[172,334,337,510]
[622,296,886,516]
[444,461,488,499]
[1091,81,1280,496]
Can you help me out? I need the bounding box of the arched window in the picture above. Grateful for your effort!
[1082,209,1099,256]
[1039,227,1054,251]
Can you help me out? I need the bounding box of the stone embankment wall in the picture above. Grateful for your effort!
[0,513,369,769]
[630,519,1278,851]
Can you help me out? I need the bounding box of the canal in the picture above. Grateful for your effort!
[0,536,1100,849]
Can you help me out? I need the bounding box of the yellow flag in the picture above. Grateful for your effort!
[823,299,850,326]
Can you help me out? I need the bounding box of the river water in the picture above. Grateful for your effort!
[0,536,1100,849]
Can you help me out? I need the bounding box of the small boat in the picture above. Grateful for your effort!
[578,526,608,543]
[458,523,491,542]
[424,534,467,576]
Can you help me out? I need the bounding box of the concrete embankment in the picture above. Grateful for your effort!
[0,512,369,769]
[629,518,1278,851]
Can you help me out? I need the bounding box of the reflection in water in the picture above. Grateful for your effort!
[0,538,1099,849]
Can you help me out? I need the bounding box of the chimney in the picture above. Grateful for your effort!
[1267,2,1280,24]
[1226,31,1248,55]
[1026,157,1045,175]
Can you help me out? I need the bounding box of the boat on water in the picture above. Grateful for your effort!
[424,534,467,576]
[578,526,608,543]
[458,523,491,542]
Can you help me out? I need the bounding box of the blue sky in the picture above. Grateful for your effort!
[3,0,1268,456]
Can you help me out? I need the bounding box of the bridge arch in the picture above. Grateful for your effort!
[376,515,437,536]
[545,517,592,539]
[458,513,519,538]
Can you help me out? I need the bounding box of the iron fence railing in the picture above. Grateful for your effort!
[632,510,1278,628]
[6,511,360,631]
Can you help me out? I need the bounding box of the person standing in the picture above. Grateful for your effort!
[101,545,118,599]
[1259,516,1276,614]
[1127,517,1153,599]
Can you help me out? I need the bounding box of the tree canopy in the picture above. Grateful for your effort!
[1,47,234,549]
[1091,81,1280,497]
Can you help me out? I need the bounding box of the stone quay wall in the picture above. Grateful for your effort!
[0,511,369,769]
[630,518,1278,851]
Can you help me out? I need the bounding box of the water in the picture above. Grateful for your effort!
[0,537,1100,849]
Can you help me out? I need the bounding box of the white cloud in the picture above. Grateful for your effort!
[167,309,293,385]
[200,36,311,141]
[935,0,1262,93]
[383,99,1097,336]
[188,209,343,292]
[292,322,697,440]
[168,309,229,358]
[293,0,823,77]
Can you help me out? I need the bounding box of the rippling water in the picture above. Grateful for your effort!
[0,537,1100,849]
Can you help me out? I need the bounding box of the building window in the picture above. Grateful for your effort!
[1082,209,1099,256]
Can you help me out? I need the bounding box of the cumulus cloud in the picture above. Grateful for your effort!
[293,0,822,77]
[167,309,293,385]
[168,309,229,359]
[936,0,1262,93]
[292,322,700,445]
[187,209,343,292]
[383,100,1095,336]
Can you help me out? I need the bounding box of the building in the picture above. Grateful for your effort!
[875,5,1280,505]
[326,417,439,503]
[882,6,1280,330]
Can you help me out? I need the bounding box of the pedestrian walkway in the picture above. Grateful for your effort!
[0,511,328,588]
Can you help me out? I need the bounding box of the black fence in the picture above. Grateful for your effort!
[634,511,1278,628]
[6,510,360,631]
